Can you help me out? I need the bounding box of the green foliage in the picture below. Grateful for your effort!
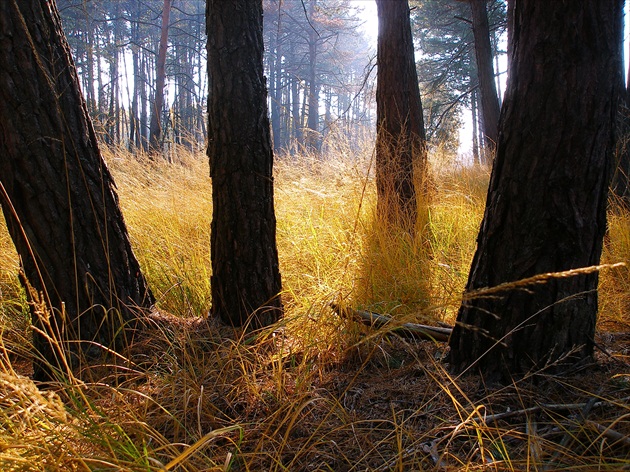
[411,0,507,150]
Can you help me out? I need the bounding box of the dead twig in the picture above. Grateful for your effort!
[585,420,630,448]
[330,303,452,342]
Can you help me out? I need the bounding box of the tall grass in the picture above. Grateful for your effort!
[0,139,628,470]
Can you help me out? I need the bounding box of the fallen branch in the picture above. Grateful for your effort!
[480,396,630,423]
[330,303,452,342]
[585,420,630,448]
[481,401,603,423]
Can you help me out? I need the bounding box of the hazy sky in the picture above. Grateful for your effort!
[352,0,378,47]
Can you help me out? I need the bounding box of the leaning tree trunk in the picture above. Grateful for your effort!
[469,0,500,151]
[375,0,427,232]
[448,0,622,382]
[207,0,283,328]
[0,0,154,381]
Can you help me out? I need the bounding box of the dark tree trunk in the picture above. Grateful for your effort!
[149,0,172,153]
[469,0,500,150]
[207,0,283,328]
[375,0,427,231]
[448,0,622,382]
[0,0,154,381]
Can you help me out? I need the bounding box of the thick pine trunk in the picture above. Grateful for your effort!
[375,0,427,231]
[448,1,622,381]
[0,0,154,381]
[207,0,283,328]
[469,0,500,150]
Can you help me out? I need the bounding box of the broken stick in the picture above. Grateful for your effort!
[330,303,452,342]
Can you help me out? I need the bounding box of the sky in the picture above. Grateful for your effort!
[351,0,378,47]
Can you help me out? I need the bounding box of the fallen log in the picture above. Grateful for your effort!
[330,303,452,342]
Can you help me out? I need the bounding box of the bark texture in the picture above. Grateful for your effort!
[448,0,622,381]
[0,0,154,381]
[469,0,500,151]
[207,0,283,327]
[375,0,427,231]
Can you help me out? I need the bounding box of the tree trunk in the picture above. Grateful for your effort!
[0,0,154,381]
[471,88,480,165]
[268,2,283,152]
[611,36,630,205]
[149,0,172,154]
[375,0,427,231]
[448,0,622,382]
[207,0,283,328]
[469,0,500,150]
[305,0,320,153]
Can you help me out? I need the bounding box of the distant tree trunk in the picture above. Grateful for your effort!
[84,5,97,118]
[305,0,320,153]
[611,36,630,205]
[140,52,149,150]
[471,88,480,165]
[0,0,154,382]
[207,0,283,328]
[469,0,500,150]
[506,0,514,64]
[448,0,622,382]
[268,1,283,152]
[375,0,427,231]
[105,3,121,146]
[291,70,302,150]
[149,0,172,153]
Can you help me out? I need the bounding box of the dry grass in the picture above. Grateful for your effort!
[0,140,628,470]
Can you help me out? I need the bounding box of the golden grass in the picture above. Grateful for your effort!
[0,140,628,470]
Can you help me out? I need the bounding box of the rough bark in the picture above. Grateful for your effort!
[207,0,283,328]
[375,0,427,231]
[448,0,622,382]
[0,0,154,381]
[469,0,500,150]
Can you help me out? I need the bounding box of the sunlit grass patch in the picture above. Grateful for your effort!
[105,146,213,318]
[0,143,627,470]
[600,199,630,330]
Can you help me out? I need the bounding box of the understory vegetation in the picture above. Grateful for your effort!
[0,140,629,470]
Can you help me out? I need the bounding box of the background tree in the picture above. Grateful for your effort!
[0,0,154,381]
[57,0,207,153]
[207,0,283,327]
[263,0,372,154]
[448,0,623,381]
[611,37,630,206]
[375,0,427,230]
[411,0,505,162]
[149,0,172,153]
[468,0,500,150]
[56,0,370,156]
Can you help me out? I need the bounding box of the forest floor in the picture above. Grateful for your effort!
[0,143,629,470]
